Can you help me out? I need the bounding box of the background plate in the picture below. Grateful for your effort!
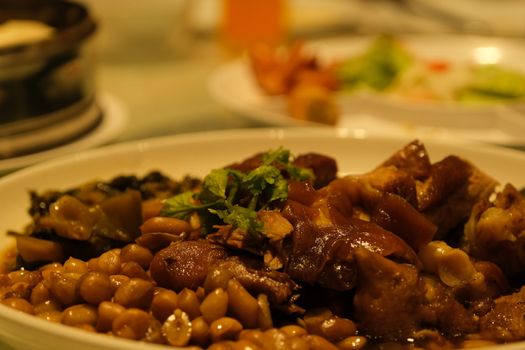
[208,35,525,146]
[0,92,128,175]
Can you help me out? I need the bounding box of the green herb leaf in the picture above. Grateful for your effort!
[244,165,282,196]
[161,191,195,219]
[210,204,263,237]
[285,164,315,181]
[268,177,288,204]
[161,191,220,220]
[202,169,230,199]
[262,147,291,165]
[161,147,311,236]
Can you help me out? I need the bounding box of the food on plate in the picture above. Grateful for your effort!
[249,36,525,124]
[249,41,340,125]
[2,141,525,349]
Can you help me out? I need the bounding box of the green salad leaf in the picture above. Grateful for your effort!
[337,35,413,91]
[457,64,525,102]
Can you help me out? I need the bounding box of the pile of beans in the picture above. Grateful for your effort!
[0,243,366,350]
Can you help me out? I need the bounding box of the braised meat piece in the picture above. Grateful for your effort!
[281,200,419,291]
[463,184,525,279]
[364,140,497,239]
[353,248,477,341]
[292,153,337,188]
[150,240,228,291]
[480,286,525,342]
[150,240,299,305]
[214,257,299,305]
[380,139,432,180]
[310,176,437,252]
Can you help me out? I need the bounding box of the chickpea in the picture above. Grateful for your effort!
[209,317,243,342]
[262,329,288,349]
[140,217,191,235]
[36,310,62,323]
[97,301,125,332]
[61,304,98,327]
[280,325,307,338]
[87,258,99,271]
[109,274,130,293]
[7,282,32,299]
[141,199,163,221]
[33,299,61,314]
[257,294,273,330]
[1,297,33,314]
[232,339,263,350]
[195,286,206,301]
[302,308,333,336]
[200,288,228,323]
[63,257,88,274]
[112,308,153,340]
[204,267,233,293]
[30,281,52,305]
[320,317,357,342]
[337,336,368,350]
[288,337,311,350]
[120,244,153,269]
[79,271,113,305]
[238,329,265,346]
[162,309,192,347]
[47,271,82,307]
[190,316,210,346]
[113,278,154,309]
[178,288,201,320]
[208,342,235,350]
[8,270,41,287]
[40,263,63,282]
[227,279,258,328]
[305,335,339,350]
[120,261,149,280]
[96,250,121,275]
[144,318,164,344]
[150,289,179,322]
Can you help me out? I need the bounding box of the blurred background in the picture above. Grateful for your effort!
[79,0,525,139]
[1,0,525,172]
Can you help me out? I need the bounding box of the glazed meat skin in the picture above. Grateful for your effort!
[281,200,419,291]
[365,140,498,239]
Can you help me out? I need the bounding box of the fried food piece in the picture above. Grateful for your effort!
[287,83,339,125]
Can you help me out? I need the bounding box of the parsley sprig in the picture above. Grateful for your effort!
[160,148,313,237]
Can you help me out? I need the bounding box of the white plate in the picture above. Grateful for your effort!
[0,128,524,350]
[208,34,525,146]
[0,92,128,175]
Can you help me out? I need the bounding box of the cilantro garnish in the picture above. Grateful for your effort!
[160,147,314,237]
